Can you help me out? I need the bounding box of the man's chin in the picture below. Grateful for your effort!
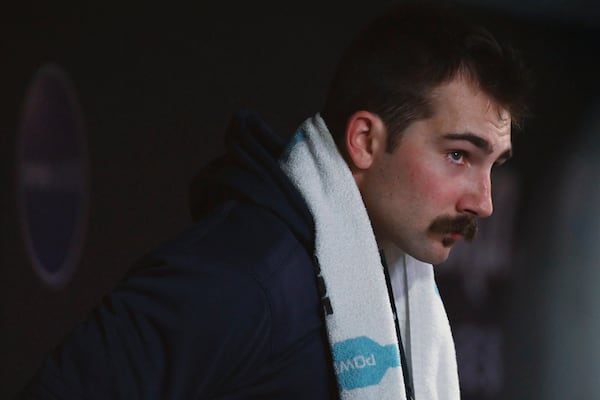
[408,245,452,266]
[428,252,451,266]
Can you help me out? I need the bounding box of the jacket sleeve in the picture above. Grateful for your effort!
[20,255,273,399]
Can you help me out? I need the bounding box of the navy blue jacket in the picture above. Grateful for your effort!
[22,111,339,399]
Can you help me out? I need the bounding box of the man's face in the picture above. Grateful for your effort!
[358,76,512,264]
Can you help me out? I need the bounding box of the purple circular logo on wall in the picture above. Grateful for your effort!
[17,64,89,288]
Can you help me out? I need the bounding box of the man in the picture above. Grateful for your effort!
[23,3,527,399]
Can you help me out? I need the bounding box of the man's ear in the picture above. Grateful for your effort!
[345,111,387,170]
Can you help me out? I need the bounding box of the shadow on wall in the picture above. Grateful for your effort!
[537,104,600,400]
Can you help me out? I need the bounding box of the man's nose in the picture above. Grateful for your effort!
[458,173,493,218]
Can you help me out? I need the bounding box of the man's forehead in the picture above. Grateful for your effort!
[427,78,513,134]
[481,98,512,132]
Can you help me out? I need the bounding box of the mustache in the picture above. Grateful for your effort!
[428,215,478,243]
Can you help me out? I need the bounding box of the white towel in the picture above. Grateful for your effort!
[279,114,460,400]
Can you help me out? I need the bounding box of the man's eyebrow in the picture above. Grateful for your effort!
[443,133,493,154]
[443,132,512,163]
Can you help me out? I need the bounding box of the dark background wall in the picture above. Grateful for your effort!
[2,2,599,399]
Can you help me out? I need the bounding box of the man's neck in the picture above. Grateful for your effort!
[379,244,406,267]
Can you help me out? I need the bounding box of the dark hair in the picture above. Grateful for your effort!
[321,2,529,152]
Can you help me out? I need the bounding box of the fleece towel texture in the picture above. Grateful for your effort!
[279,114,460,400]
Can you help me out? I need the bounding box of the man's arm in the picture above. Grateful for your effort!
[20,255,272,399]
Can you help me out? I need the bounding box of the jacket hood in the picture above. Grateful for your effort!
[189,110,314,248]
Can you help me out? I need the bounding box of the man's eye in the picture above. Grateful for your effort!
[448,151,465,164]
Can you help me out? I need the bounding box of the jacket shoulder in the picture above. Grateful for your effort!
[141,199,323,352]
